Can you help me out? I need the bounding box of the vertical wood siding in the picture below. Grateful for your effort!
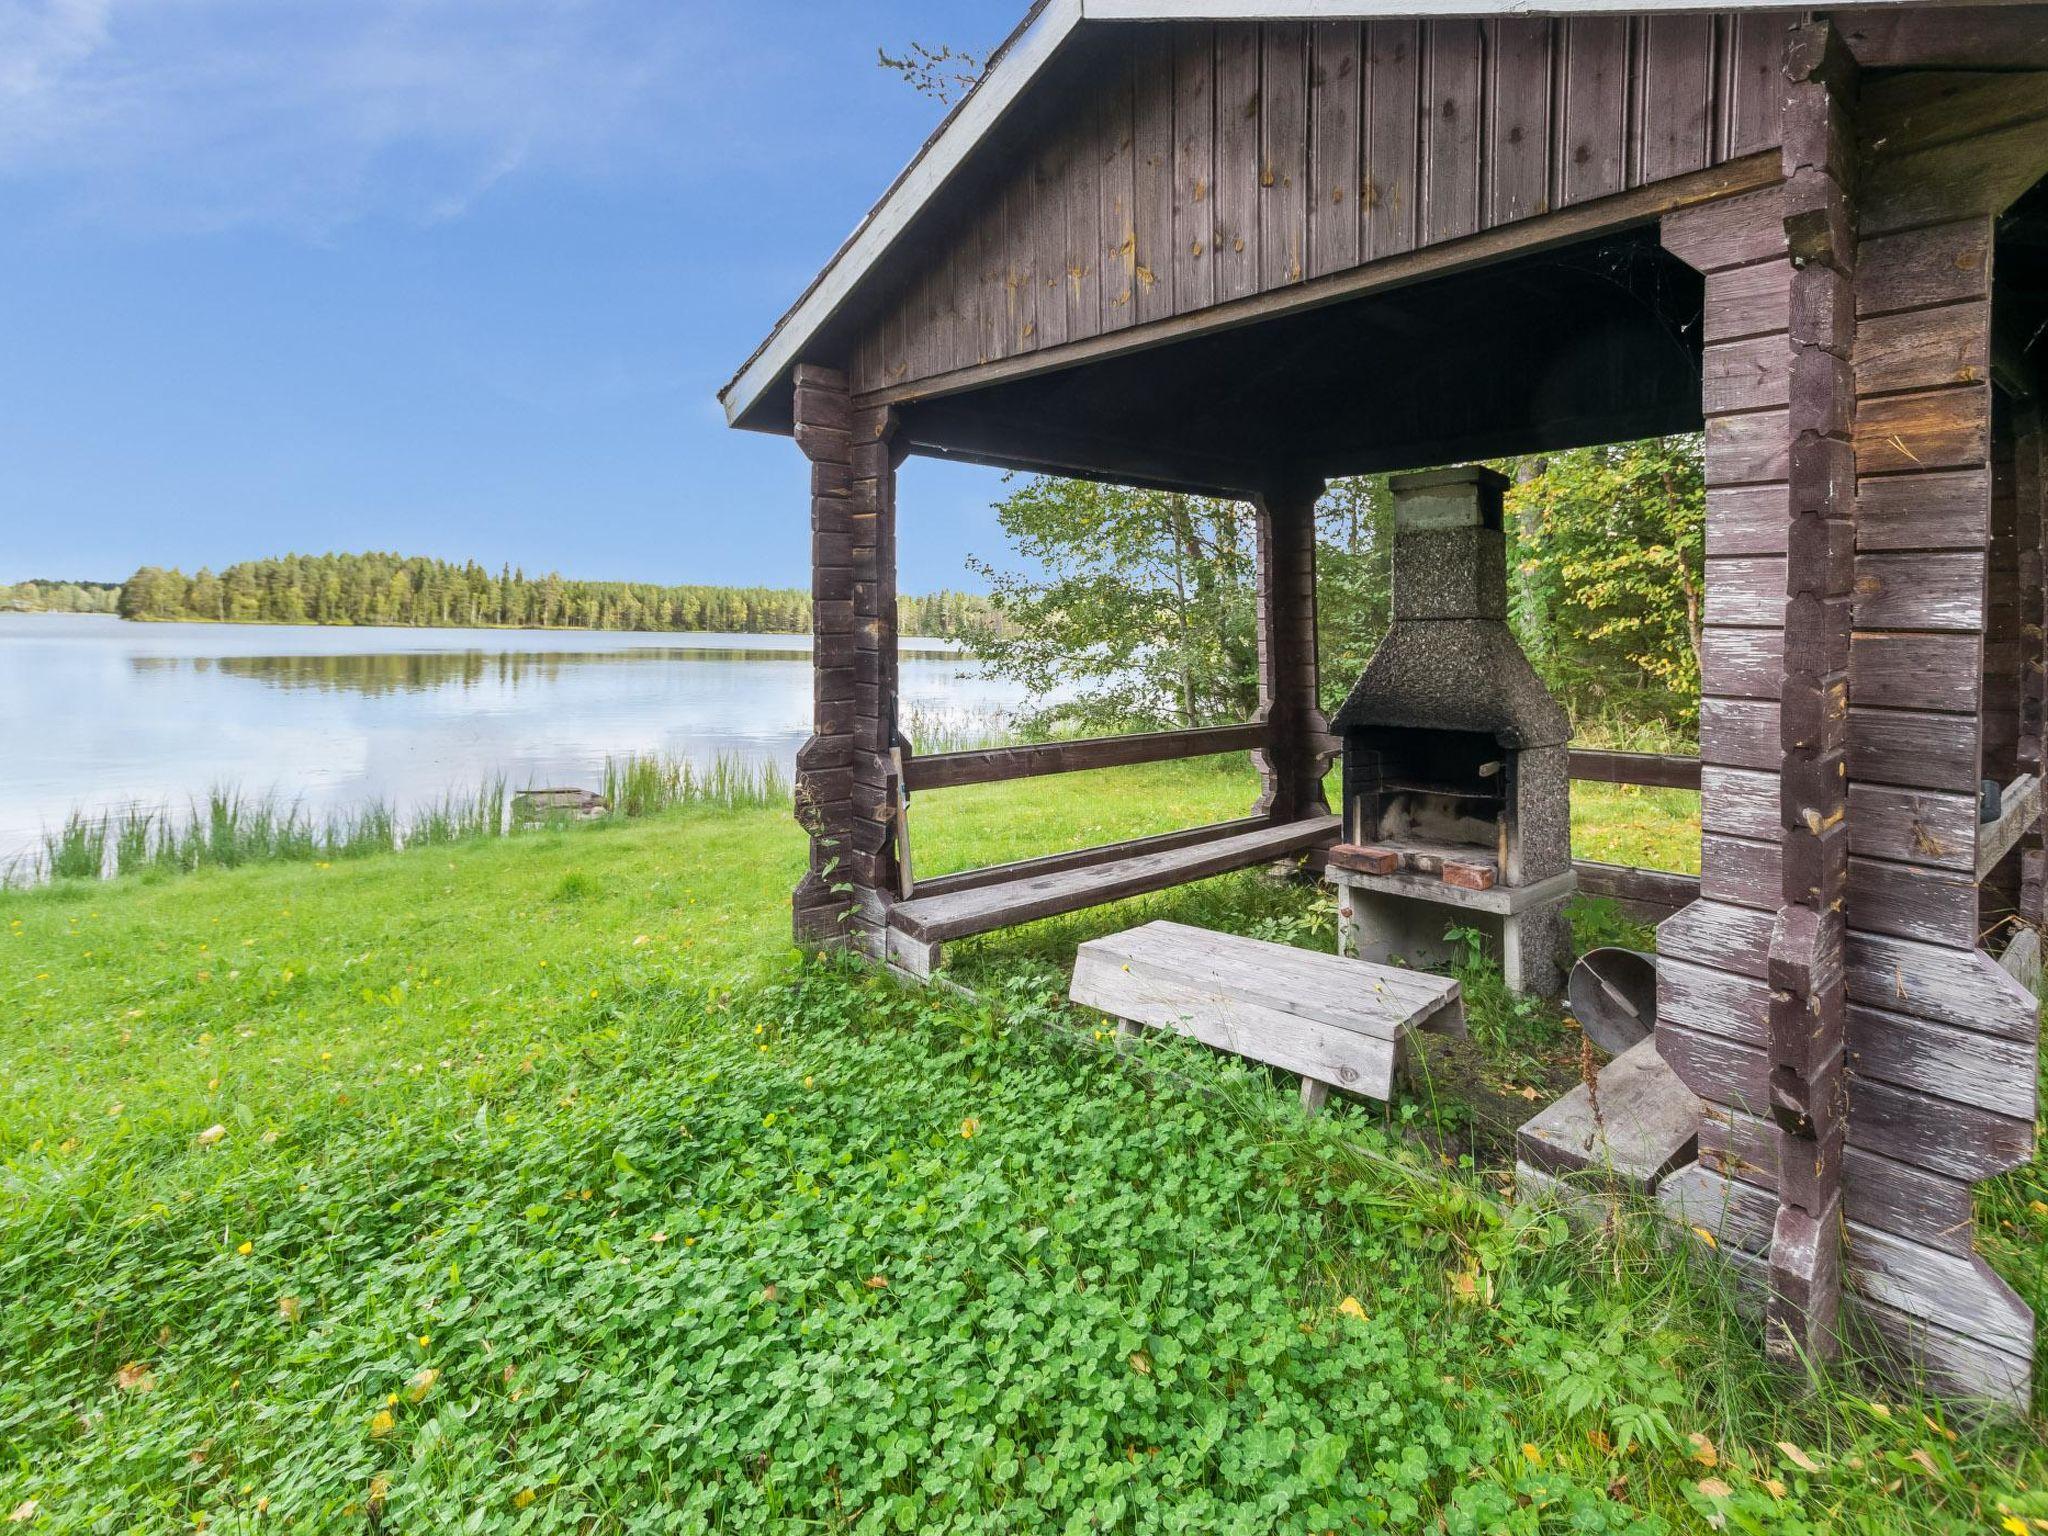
[853,16,1784,396]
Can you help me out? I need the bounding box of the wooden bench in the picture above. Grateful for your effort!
[885,813,1340,979]
[1069,919,1464,1108]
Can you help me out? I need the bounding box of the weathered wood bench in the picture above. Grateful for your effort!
[1069,919,1464,1108]
[885,813,1340,979]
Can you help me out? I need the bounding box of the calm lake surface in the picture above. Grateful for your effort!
[0,614,1037,865]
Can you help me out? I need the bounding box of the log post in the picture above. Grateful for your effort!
[1252,476,1330,823]
[1766,19,1858,1366]
[791,364,901,951]
[2017,403,2047,930]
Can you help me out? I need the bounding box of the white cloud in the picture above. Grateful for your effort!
[0,0,718,235]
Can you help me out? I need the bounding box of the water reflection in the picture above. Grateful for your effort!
[131,644,966,696]
[0,614,1030,865]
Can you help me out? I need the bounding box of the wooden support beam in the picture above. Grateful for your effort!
[1567,749,1703,790]
[791,365,901,954]
[1767,18,1858,1367]
[1254,476,1331,823]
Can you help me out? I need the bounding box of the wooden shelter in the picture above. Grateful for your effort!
[724,2,2048,1408]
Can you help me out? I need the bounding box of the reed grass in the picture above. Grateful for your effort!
[17,753,793,888]
[598,750,789,818]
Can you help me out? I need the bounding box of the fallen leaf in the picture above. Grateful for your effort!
[277,1296,302,1325]
[367,1475,390,1515]
[405,1367,439,1403]
[864,1275,888,1290]
[368,1409,395,1439]
[1128,1351,1152,1376]
[1688,1431,1719,1468]
[196,1124,226,1148]
[1697,1477,1731,1499]
[1335,1295,1366,1320]
[1521,1442,1542,1466]
[1765,1478,1787,1499]
[1906,1448,1938,1476]
[8,1501,37,1523]
[113,1362,155,1394]
[1777,1440,1821,1473]
[1691,1225,1717,1250]
[513,1490,537,1511]
[959,1118,980,1139]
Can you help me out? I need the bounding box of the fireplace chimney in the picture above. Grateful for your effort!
[1326,466,1575,995]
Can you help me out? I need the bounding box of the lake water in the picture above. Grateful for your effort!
[0,614,1037,866]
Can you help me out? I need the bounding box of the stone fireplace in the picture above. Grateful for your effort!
[1326,466,1574,995]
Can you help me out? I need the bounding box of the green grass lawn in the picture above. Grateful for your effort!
[3,763,2044,1533]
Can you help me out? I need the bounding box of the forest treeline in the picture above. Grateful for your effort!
[1,579,122,615]
[113,553,994,639]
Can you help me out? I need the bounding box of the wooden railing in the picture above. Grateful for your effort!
[900,728,1701,796]
[901,722,1269,792]
[1565,749,1702,790]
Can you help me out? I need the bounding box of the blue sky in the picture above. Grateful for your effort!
[0,0,1025,593]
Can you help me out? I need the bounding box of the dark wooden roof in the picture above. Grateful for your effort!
[721,3,2048,489]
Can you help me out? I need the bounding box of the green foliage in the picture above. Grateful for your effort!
[967,479,1262,732]
[0,579,122,614]
[2,790,2043,1532]
[1504,438,1707,730]
[112,552,993,639]
[972,439,1707,738]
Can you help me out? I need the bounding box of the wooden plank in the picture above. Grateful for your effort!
[1662,1165,2035,1359]
[1849,999,2038,1122]
[1847,706,1982,793]
[1700,697,1779,771]
[1031,134,1072,354]
[1213,20,1262,303]
[1977,773,2043,879]
[1172,24,1216,319]
[1260,20,1310,290]
[1133,27,1177,327]
[1657,897,1775,980]
[1065,104,1102,343]
[1849,631,1984,714]
[914,816,1273,901]
[1854,303,1989,398]
[1856,466,1990,550]
[1700,766,1778,840]
[1723,13,1783,160]
[1860,110,2048,237]
[1487,17,1551,227]
[1639,14,1713,186]
[1565,749,1702,790]
[1852,550,1985,631]
[1099,49,1137,334]
[891,814,1341,943]
[1706,408,1789,485]
[1842,7,2048,70]
[1856,220,1992,318]
[1083,919,1459,1036]
[1363,20,1420,260]
[1002,172,1037,359]
[1423,18,1483,245]
[1704,335,1791,415]
[1704,556,1786,626]
[1573,861,1699,916]
[1707,483,1790,556]
[1307,20,1362,280]
[1848,855,1979,948]
[1846,930,2039,1042]
[1704,260,1793,344]
[1701,626,1781,699]
[1701,1105,1978,1257]
[1848,784,1977,873]
[904,723,1269,792]
[1559,16,1628,208]
[1661,185,1787,275]
[1077,948,1403,1095]
[1700,833,1778,911]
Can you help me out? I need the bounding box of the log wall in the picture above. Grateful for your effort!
[852,15,1784,397]
[1657,64,2048,1409]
